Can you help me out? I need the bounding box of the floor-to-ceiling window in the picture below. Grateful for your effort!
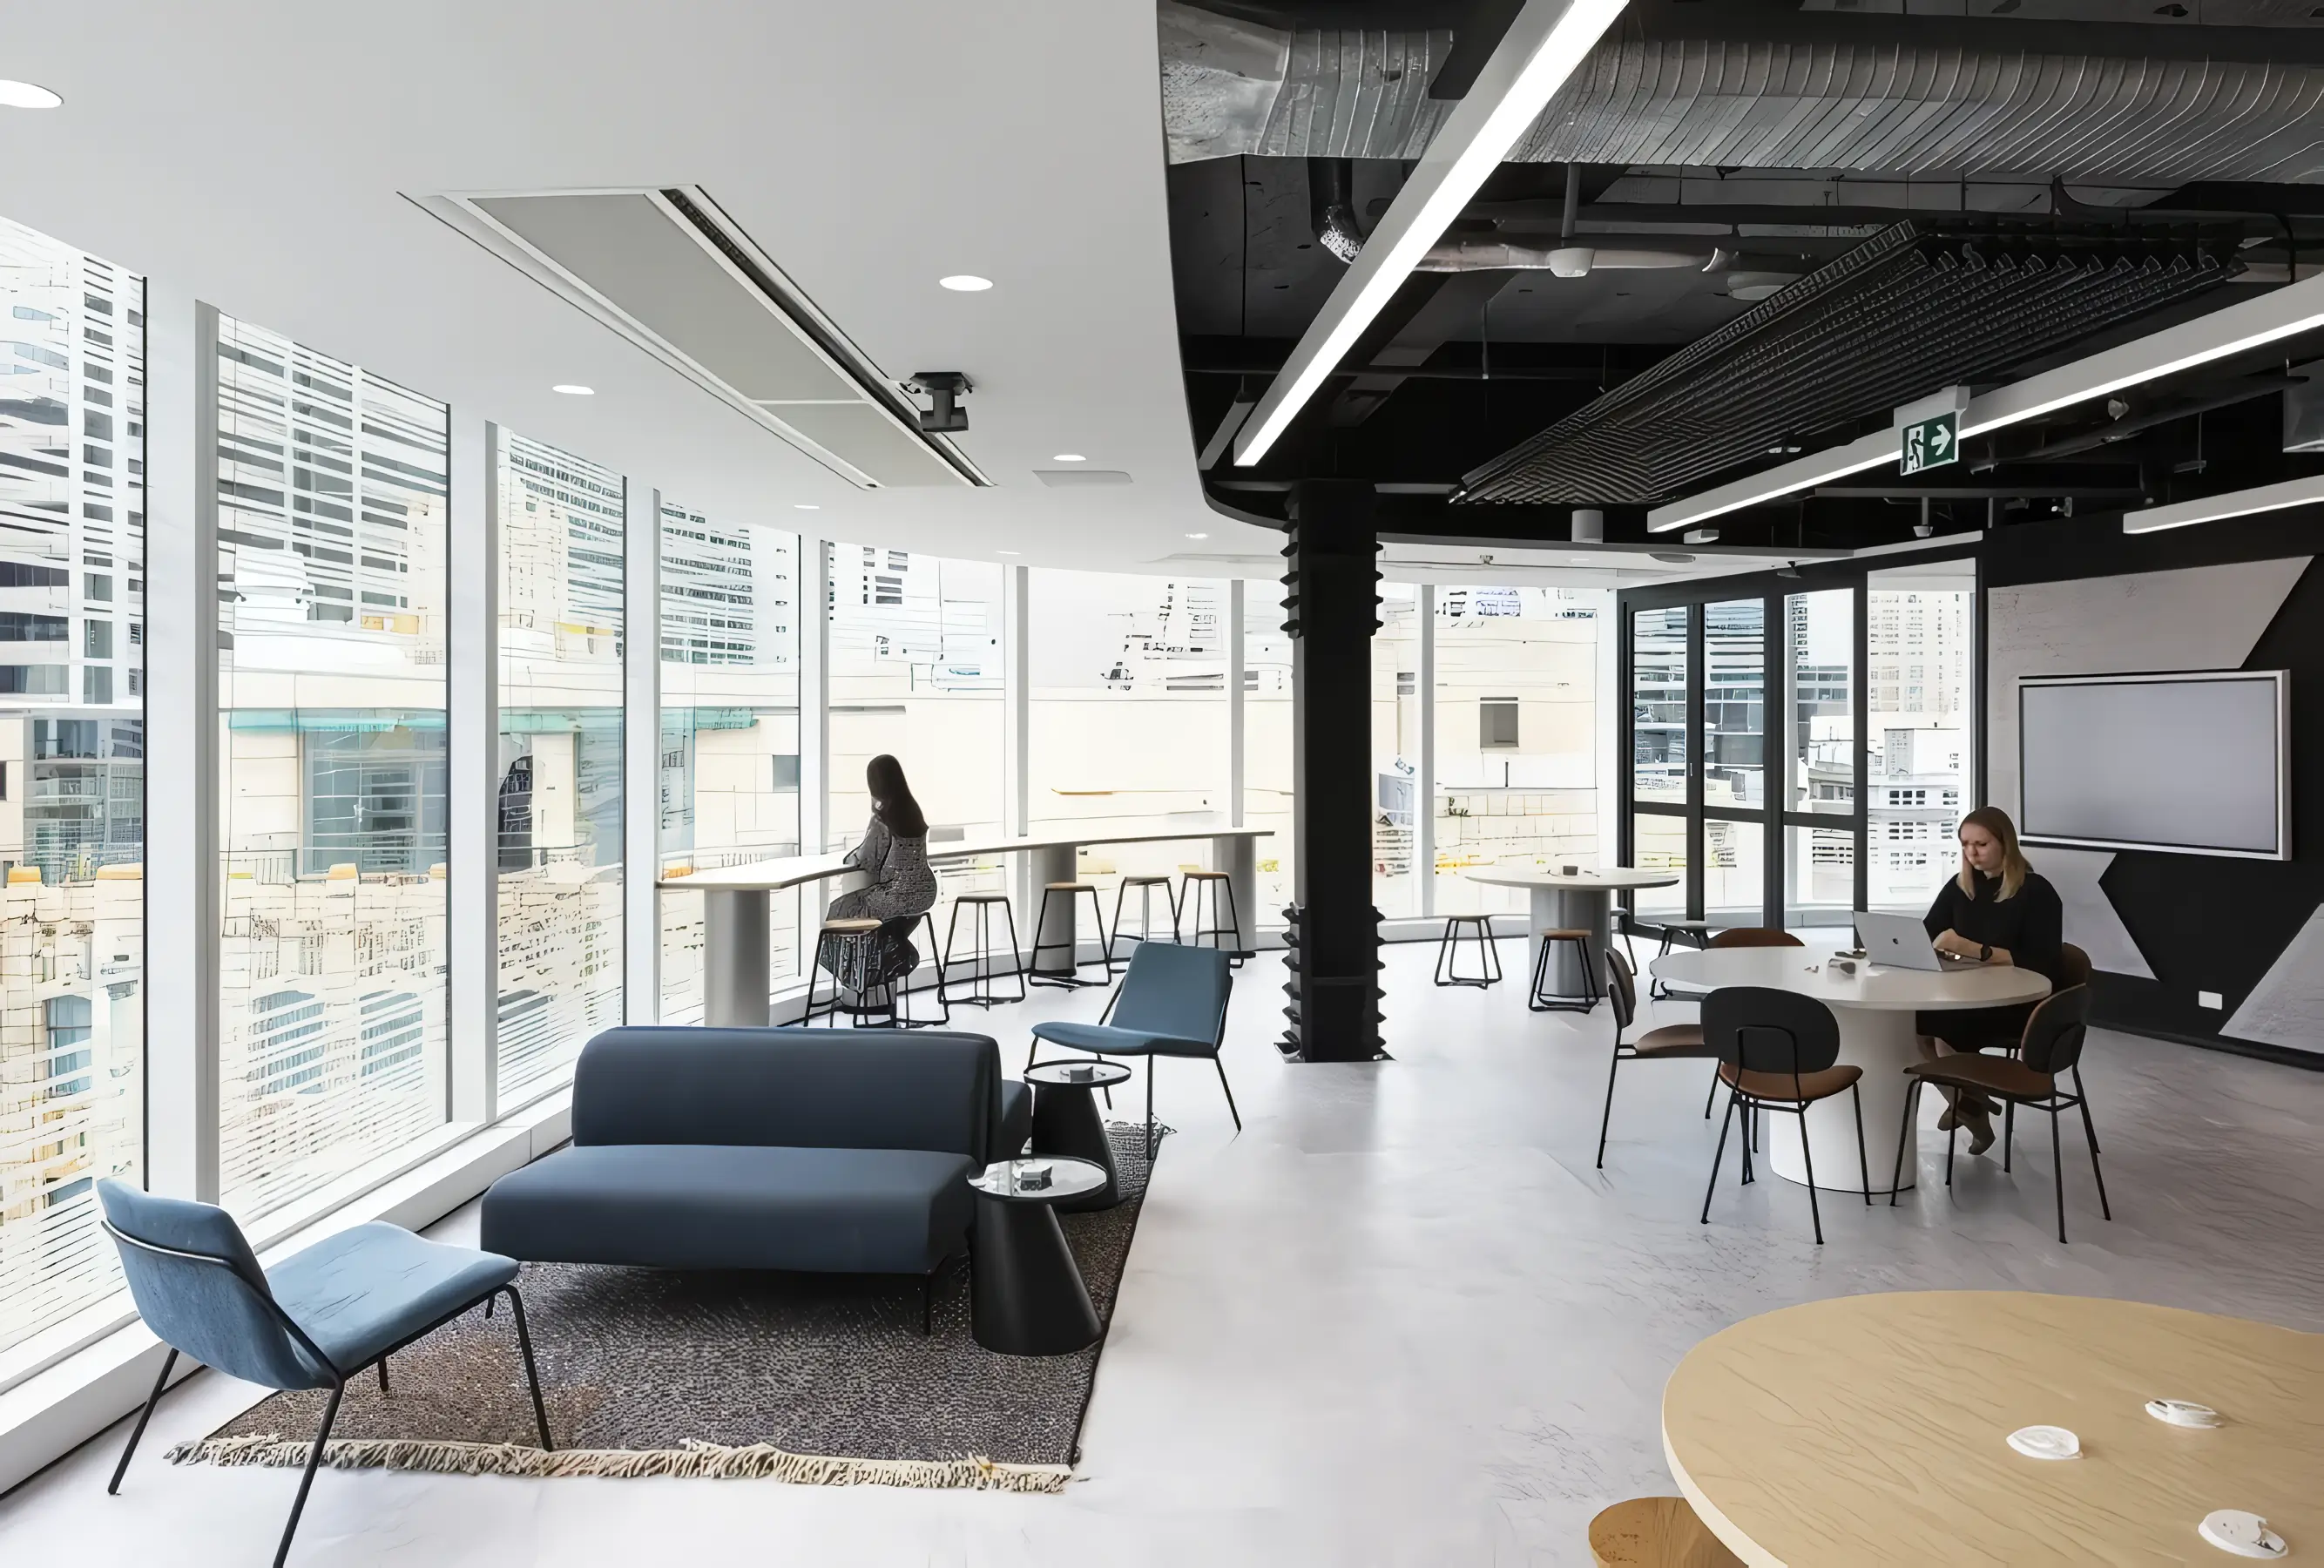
[212,316,447,1220]
[496,432,624,1101]
[0,218,144,1354]
[1867,564,1974,914]
[1243,582,1293,927]
[1432,585,1605,916]
[826,543,1003,943]
[1029,569,1227,930]
[1372,584,1422,916]
[1622,553,1976,936]
[658,508,799,1020]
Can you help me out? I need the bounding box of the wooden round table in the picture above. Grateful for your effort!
[1651,946,2050,1192]
[1663,1292,2324,1566]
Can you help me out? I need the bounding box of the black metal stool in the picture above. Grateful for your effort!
[1177,868,1244,968]
[894,909,952,1029]
[806,916,891,1026]
[942,891,1026,1008]
[1650,917,1712,1000]
[1029,882,1110,989]
[1106,875,1180,974]
[1527,927,1600,1012]
[1433,914,1502,988]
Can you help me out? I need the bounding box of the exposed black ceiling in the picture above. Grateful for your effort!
[1163,0,2324,553]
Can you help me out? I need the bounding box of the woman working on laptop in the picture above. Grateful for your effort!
[1916,805,2064,1155]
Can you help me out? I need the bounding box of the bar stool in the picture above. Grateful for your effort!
[806,916,889,1026]
[1433,914,1501,988]
[1528,927,1600,1012]
[942,891,1026,1008]
[1650,917,1712,1000]
[1107,874,1181,974]
[894,909,952,1029]
[1177,868,1244,968]
[1029,882,1110,990]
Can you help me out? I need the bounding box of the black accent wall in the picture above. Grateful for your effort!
[1985,504,2324,1067]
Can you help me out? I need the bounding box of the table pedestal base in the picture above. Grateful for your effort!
[971,1200,1100,1355]
[1525,886,1611,1000]
[1028,1084,1121,1211]
[1764,1005,1919,1194]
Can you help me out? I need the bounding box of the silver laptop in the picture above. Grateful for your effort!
[1854,910,1981,971]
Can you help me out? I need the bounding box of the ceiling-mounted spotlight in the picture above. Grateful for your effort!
[906,371,971,434]
[1767,436,1803,456]
[1914,522,1936,538]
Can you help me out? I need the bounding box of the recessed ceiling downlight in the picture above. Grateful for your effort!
[1052,453,1086,463]
[939,274,993,293]
[1186,532,1210,539]
[551,383,594,395]
[0,80,63,109]
[794,504,820,511]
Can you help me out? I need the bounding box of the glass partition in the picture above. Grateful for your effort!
[658,509,800,1020]
[1867,566,1973,913]
[0,217,145,1353]
[1371,584,1421,916]
[1029,570,1226,926]
[496,433,624,1102]
[1433,585,1604,916]
[214,314,449,1219]
[827,544,1004,945]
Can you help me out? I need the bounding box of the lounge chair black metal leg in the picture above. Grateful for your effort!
[1145,1060,1157,1161]
[274,1380,345,1568]
[2050,1099,2068,1244]
[1700,1091,1736,1225]
[376,1355,388,1396]
[1213,1055,1240,1132]
[108,1347,176,1495]
[1797,1106,1824,1246]
[1594,1044,1624,1168]
[503,1287,553,1451]
[1889,1079,1918,1206]
[1851,1083,1871,1205]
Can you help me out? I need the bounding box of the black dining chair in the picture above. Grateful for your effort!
[1892,984,2111,1244]
[1699,986,1870,1246]
[1594,948,1720,1167]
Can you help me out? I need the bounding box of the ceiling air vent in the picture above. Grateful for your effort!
[417,186,983,489]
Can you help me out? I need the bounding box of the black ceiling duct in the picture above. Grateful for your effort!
[1455,222,2245,507]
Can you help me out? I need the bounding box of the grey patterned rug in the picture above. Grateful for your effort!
[172,1125,1159,1492]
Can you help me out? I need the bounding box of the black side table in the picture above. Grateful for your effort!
[1024,1060,1133,1212]
[968,1157,1108,1356]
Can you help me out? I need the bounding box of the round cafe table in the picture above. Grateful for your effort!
[1462,866,1680,1001]
[1651,946,2048,1193]
[1663,1291,2324,1566]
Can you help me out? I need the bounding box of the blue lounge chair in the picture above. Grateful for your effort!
[1029,941,1238,1155]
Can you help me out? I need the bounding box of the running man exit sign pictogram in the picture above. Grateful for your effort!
[1900,410,1959,475]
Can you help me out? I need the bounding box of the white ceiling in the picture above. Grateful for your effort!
[3,1,1278,574]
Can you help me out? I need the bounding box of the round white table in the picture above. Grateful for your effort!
[1462,867,1680,999]
[1650,946,2049,1193]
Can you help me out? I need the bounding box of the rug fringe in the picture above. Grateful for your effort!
[166,1434,1071,1492]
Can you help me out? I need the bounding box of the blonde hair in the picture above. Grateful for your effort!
[1956,805,2030,902]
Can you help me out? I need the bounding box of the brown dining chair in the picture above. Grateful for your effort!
[1705,928,1804,950]
[1891,984,2111,1243]
[1700,986,1870,1246]
[1588,1497,1743,1567]
[1595,950,1721,1166]
[1993,942,2099,1156]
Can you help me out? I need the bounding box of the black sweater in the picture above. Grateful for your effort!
[1922,868,2063,983]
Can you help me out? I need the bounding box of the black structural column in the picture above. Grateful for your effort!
[1280,480,1385,1062]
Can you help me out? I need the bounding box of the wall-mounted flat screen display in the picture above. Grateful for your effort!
[2018,671,2289,860]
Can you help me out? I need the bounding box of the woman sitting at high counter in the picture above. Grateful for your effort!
[1916,805,2064,1156]
[822,754,938,995]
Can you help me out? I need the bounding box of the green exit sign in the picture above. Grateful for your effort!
[1900,411,1960,475]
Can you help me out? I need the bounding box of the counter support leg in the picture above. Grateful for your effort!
[703,889,772,1028]
[1030,842,1082,979]
[1215,834,1259,956]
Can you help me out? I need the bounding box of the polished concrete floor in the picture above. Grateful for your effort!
[6,939,2322,1566]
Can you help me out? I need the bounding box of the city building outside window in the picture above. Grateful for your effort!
[0,215,144,1356]
[497,433,623,1101]
[214,314,449,1219]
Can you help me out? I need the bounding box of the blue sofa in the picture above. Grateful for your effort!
[481,1028,1030,1310]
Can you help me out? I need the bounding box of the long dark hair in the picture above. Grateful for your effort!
[866,754,927,838]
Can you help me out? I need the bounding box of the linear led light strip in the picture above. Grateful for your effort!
[1646,267,2324,533]
[1232,0,1629,468]
[2122,474,2324,533]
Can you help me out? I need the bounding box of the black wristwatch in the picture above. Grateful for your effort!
[1978,943,1992,962]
